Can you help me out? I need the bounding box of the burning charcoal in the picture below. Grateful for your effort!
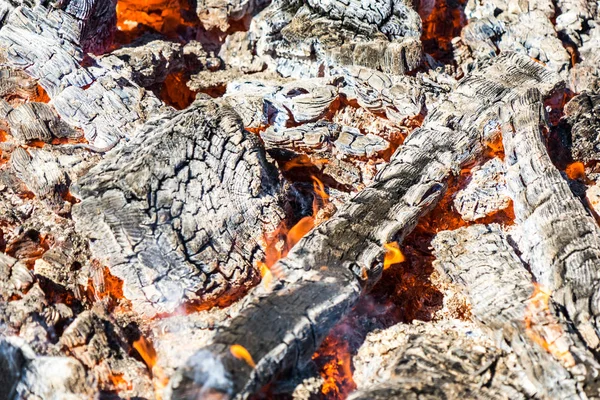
[458,0,571,76]
[453,157,510,222]
[501,89,600,352]
[0,3,165,148]
[432,224,600,398]
[72,97,287,317]
[167,53,562,400]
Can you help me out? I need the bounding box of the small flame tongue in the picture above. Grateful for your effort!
[133,336,169,398]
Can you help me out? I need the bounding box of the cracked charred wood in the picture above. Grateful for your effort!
[563,91,600,164]
[10,147,70,214]
[501,89,600,351]
[453,157,510,222]
[456,0,570,76]
[195,0,270,32]
[0,0,116,54]
[0,3,165,148]
[349,320,521,400]
[433,224,600,399]
[72,97,287,317]
[166,53,563,400]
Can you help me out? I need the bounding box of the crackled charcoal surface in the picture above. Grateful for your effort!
[168,53,563,400]
[72,98,286,317]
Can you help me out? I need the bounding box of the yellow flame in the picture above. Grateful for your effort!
[383,242,405,270]
[259,262,273,289]
[230,344,256,368]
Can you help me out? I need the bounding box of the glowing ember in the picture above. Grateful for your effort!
[107,373,132,391]
[383,242,405,270]
[280,155,329,171]
[116,0,192,39]
[160,71,197,110]
[524,283,575,367]
[314,334,356,399]
[230,344,256,368]
[565,161,586,180]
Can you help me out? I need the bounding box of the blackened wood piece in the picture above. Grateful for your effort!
[72,98,286,317]
[166,53,563,400]
[348,321,516,400]
[501,89,600,351]
[0,100,80,144]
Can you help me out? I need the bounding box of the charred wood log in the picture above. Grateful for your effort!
[563,91,600,164]
[501,88,600,351]
[349,320,521,400]
[166,53,563,399]
[0,336,96,400]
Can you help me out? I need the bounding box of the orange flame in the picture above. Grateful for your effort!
[133,336,169,398]
[280,156,329,172]
[107,373,132,391]
[383,242,405,270]
[116,0,192,39]
[524,284,575,367]
[230,344,256,368]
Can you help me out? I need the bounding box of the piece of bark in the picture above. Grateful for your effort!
[453,157,510,221]
[501,88,600,351]
[72,97,287,317]
[166,53,563,400]
[433,224,600,399]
